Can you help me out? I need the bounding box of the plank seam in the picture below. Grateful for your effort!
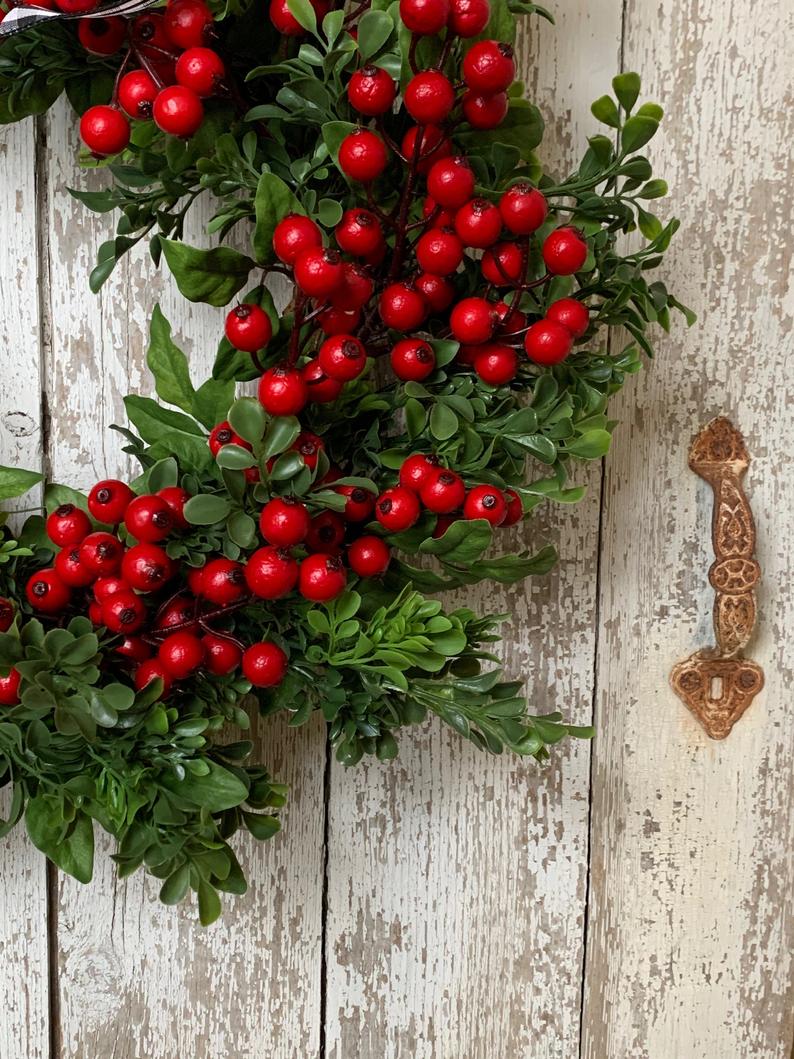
[318,734,332,1059]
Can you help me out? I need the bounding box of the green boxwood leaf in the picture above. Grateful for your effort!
[357,9,394,58]
[612,71,641,112]
[161,240,255,306]
[183,494,232,525]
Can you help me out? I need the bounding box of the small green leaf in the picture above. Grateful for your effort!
[252,172,303,264]
[161,240,255,307]
[621,115,658,153]
[262,416,301,460]
[567,429,612,459]
[229,396,269,445]
[0,465,42,502]
[612,71,641,112]
[287,0,317,32]
[198,879,222,926]
[159,863,191,905]
[429,403,458,440]
[590,94,620,128]
[146,305,195,414]
[357,9,394,59]
[183,495,232,525]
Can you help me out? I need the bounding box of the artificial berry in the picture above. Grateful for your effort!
[399,0,450,35]
[157,486,191,530]
[79,532,124,576]
[462,40,515,93]
[88,479,135,524]
[318,335,367,381]
[306,510,346,553]
[201,557,247,604]
[454,198,502,248]
[495,299,527,335]
[259,496,311,547]
[0,668,21,707]
[153,86,204,138]
[102,591,147,634]
[273,213,322,266]
[118,70,158,120]
[546,298,590,338]
[134,659,173,696]
[202,633,242,676]
[0,598,14,633]
[46,503,91,547]
[298,553,347,602]
[78,17,127,56]
[390,338,436,381]
[80,105,130,157]
[26,569,71,614]
[242,641,288,687]
[502,488,523,526]
[447,0,489,36]
[291,431,325,469]
[335,209,383,257]
[245,546,298,599]
[294,247,343,298]
[124,494,174,543]
[481,241,524,285]
[158,631,204,679]
[330,263,374,311]
[401,125,452,174]
[415,273,455,313]
[420,468,466,513]
[54,546,94,588]
[208,421,249,457]
[131,11,171,51]
[375,486,421,532]
[427,157,476,210]
[348,66,396,116]
[317,305,361,336]
[258,365,308,416]
[339,129,388,183]
[269,0,304,34]
[405,71,456,125]
[116,636,152,663]
[302,359,343,403]
[348,535,391,577]
[225,303,272,351]
[422,196,456,229]
[415,228,464,276]
[542,227,588,275]
[450,297,497,344]
[164,0,213,48]
[379,282,427,330]
[93,576,130,602]
[462,90,508,130]
[121,543,174,592]
[155,595,198,634]
[55,0,99,13]
[474,343,518,385]
[463,483,507,525]
[455,343,480,366]
[175,46,225,97]
[88,601,104,626]
[524,319,573,365]
[499,183,547,234]
[336,485,375,522]
[399,453,440,491]
[186,567,205,596]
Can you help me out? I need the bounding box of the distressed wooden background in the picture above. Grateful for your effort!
[1,0,793,1054]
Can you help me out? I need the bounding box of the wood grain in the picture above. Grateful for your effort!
[322,5,621,1056]
[581,0,794,1054]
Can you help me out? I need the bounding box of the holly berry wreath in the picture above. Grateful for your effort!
[0,0,691,921]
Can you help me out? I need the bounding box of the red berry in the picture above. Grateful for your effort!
[175,46,225,97]
[155,595,198,634]
[379,282,427,330]
[269,0,304,33]
[546,298,590,338]
[302,358,343,403]
[46,503,91,547]
[0,668,21,706]
[318,335,367,382]
[390,338,436,381]
[124,494,174,543]
[462,40,515,93]
[420,468,466,513]
[405,71,456,125]
[348,535,391,577]
[242,641,288,687]
[415,272,455,313]
[258,365,308,416]
[291,431,325,469]
[273,213,322,266]
[426,157,476,210]
[0,598,15,633]
[335,485,375,522]
[317,306,361,337]
[447,0,489,36]
[434,515,459,538]
[401,125,452,174]
[102,590,147,634]
[474,343,518,385]
[78,17,127,56]
[330,263,374,311]
[399,0,450,34]
[462,90,508,130]
[495,299,527,335]
[55,0,99,13]
[463,483,507,525]
[121,542,174,592]
[499,183,547,235]
[26,569,71,614]
[208,421,249,457]
[399,453,440,491]
[153,86,204,138]
[375,486,421,532]
[481,241,524,285]
[88,601,104,626]
[88,479,134,525]
[524,319,574,365]
[157,486,191,530]
[225,304,272,351]
[306,510,346,553]
[118,69,158,120]
[187,567,206,596]
[116,636,151,663]
[450,297,497,344]
[348,66,396,116]
[80,105,130,156]
[93,576,130,602]
[131,12,171,51]
[502,487,523,526]
[335,209,384,257]
[294,247,343,298]
[158,631,204,679]
[79,532,124,577]
[423,196,456,228]
[54,546,94,588]
[298,553,347,602]
[415,227,464,276]
[202,633,242,676]
[200,557,247,604]
[245,546,298,599]
[454,197,502,248]
[339,129,388,183]
[134,659,173,696]
[542,227,588,275]
[259,497,311,547]
[164,0,212,48]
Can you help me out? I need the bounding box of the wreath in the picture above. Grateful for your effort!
[0,0,691,922]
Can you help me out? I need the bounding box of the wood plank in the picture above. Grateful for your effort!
[582,0,794,1054]
[41,98,326,1059]
[0,116,50,1059]
[322,4,622,1054]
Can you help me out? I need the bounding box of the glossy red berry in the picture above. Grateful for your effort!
[155,595,198,634]
[124,494,174,543]
[462,40,515,92]
[208,421,249,457]
[415,228,464,276]
[80,105,130,156]
[294,247,343,298]
[348,535,391,577]
[298,553,347,602]
[454,198,502,248]
[88,601,104,625]
[379,283,427,330]
[164,0,212,48]
[245,546,299,599]
[306,510,346,553]
[102,590,147,634]
[463,483,507,525]
[116,636,151,663]
[405,71,456,125]
[414,273,454,314]
[447,0,489,36]
[499,183,547,235]
[291,431,325,470]
[339,129,388,183]
[542,227,588,275]
[225,303,272,351]
[317,305,361,337]
[450,297,497,344]
[242,641,288,687]
[134,659,173,696]
[131,11,171,51]
[0,598,14,633]
[153,85,204,137]
[118,69,158,120]
[422,195,456,229]
[318,335,367,382]
[157,486,191,530]
[495,299,527,335]
[348,66,396,116]
[93,576,130,602]
[88,479,135,524]
[462,90,508,130]
[269,0,304,33]
[481,241,524,285]
[375,486,421,532]
[502,487,523,526]
[420,468,466,513]
[0,668,21,707]
[259,497,310,547]
[175,46,225,97]
[474,343,518,385]
[546,298,590,338]
[78,17,127,56]
[524,319,574,365]
[200,557,246,604]
[26,569,71,614]
[401,125,452,174]
[79,532,124,577]
[46,503,91,547]
[55,0,99,13]
[390,338,436,382]
[427,157,476,210]
[258,365,308,416]
[330,263,374,311]
[158,631,204,679]
[399,453,440,491]
[335,209,384,257]
[121,542,174,592]
[336,485,376,522]
[273,213,322,266]
[399,0,450,34]
[302,359,343,403]
[202,633,242,676]
[54,546,94,588]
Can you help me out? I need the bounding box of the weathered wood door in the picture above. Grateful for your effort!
[1,0,792,1055]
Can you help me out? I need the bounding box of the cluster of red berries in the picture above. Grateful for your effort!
[73,0,220,156]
